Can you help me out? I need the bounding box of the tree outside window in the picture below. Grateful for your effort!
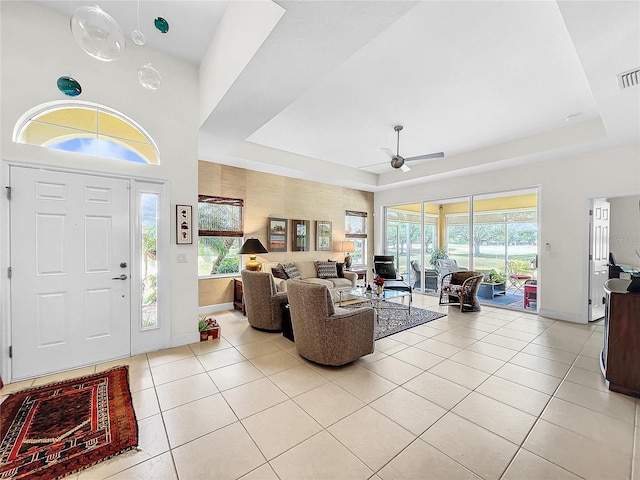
[198,196,244,277]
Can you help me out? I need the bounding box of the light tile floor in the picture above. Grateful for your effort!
[2,295,639,480]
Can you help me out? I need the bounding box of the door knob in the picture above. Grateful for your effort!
[112,274,128,280]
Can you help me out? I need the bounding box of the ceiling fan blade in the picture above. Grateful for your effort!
[381,147,395,159]
[404,152,445,162]
[400,164,411,173]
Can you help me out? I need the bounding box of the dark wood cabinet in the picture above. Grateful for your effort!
[234,278,245,315]
[601,280,640,397]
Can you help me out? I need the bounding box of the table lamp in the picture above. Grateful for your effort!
[341,241,355,269]
[238,238,268,271]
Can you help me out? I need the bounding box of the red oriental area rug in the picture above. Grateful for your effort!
[0,366,138,480]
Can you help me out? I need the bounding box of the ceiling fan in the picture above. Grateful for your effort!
[366,125,444,172]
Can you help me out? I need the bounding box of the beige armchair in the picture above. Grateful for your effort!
[241,270,288,331]
[286,279,375,366]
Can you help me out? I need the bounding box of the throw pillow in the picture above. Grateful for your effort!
[281,262,302,280]
[271,265,288,279]
[328,260,345,278]
[315,261,338,279]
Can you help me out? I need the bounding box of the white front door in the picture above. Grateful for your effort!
[589,199,610,321]
[10,167,131,379]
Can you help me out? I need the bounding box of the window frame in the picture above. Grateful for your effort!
[197,195,244,278]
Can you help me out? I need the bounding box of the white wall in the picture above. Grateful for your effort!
[375,144,640,323]
[0,2,200,379]
[609,195,640,268]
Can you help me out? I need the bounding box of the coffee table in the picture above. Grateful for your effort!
[338,287,411,323]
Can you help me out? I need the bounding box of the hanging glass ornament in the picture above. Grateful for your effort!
[154,17,169,33]
[138,64,161,90]
[57,76,82,96]
[70,5,125,61]
[132,29,146,46]
[131,0,146,45]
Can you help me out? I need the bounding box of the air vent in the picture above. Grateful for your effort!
[617,68,640,89]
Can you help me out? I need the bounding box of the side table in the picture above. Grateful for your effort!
[478,282,506,299]
[233,278,245,315]
[281,304,294,342]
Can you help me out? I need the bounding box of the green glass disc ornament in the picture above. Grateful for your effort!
[154,17,169,33]
[57,76,82,97]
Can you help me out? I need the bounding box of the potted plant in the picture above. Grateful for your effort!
[487,269,505,284]
[429,248,448,267]
[198,316,219,341]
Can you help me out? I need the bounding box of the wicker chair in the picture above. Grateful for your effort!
[241,270,288,331]
[286,279,375,366]
[439,271,484,312]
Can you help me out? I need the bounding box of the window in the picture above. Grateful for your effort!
[198,195,244,277]
[141,192,158,328]
[345,210,367,266]
[14,101,159,164]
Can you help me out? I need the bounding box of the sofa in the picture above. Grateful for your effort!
[262,261,357,299]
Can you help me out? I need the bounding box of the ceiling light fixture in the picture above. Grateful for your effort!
[70,5,125,61]
[131,0,146,45]
[137,63,162,90]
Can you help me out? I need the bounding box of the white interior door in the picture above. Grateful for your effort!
[589,199,610,321]
[10,167,131,379]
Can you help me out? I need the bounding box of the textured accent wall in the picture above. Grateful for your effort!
[198,161,374,307]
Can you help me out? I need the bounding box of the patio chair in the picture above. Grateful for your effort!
[439,271,484,312]
[507,260,532,294]
[410,260,438,291]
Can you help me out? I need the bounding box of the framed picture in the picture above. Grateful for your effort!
[291,219,310,251]
[315,220,332,251]
[176,205,192,244]
[268,218,287,252]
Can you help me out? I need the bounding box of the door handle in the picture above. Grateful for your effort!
[112,274,128,280]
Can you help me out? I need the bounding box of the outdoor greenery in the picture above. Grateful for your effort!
[429,247,448,267]
[198,201,242,276]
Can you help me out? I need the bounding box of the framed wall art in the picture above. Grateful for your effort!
[268,218,287,252]
[291,219,310,252]
[176,205,192,244]
[315,220,332,251]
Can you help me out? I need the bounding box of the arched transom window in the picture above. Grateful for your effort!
[14,102,160,164]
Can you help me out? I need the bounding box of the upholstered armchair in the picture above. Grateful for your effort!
[241,270,288,331]
[439,271,484,312]
[286,280,375,366]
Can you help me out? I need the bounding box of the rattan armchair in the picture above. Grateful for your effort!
[286,279,375,366]
[439,271,484,312]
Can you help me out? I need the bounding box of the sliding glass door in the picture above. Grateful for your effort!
[384,189,538,311]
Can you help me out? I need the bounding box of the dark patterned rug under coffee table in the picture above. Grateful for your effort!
[341,300,446,340]
[0,366,138,480]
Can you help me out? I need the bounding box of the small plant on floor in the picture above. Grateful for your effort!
[198,316,218,332]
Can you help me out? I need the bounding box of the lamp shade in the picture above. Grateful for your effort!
[239,238,268,271]
[341,241,355,253]
[238,238,268,254]
[341,241,355,269]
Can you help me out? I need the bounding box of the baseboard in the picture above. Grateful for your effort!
[198,303,234,314]
[171,331,200,348]
[537,308,587,324]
